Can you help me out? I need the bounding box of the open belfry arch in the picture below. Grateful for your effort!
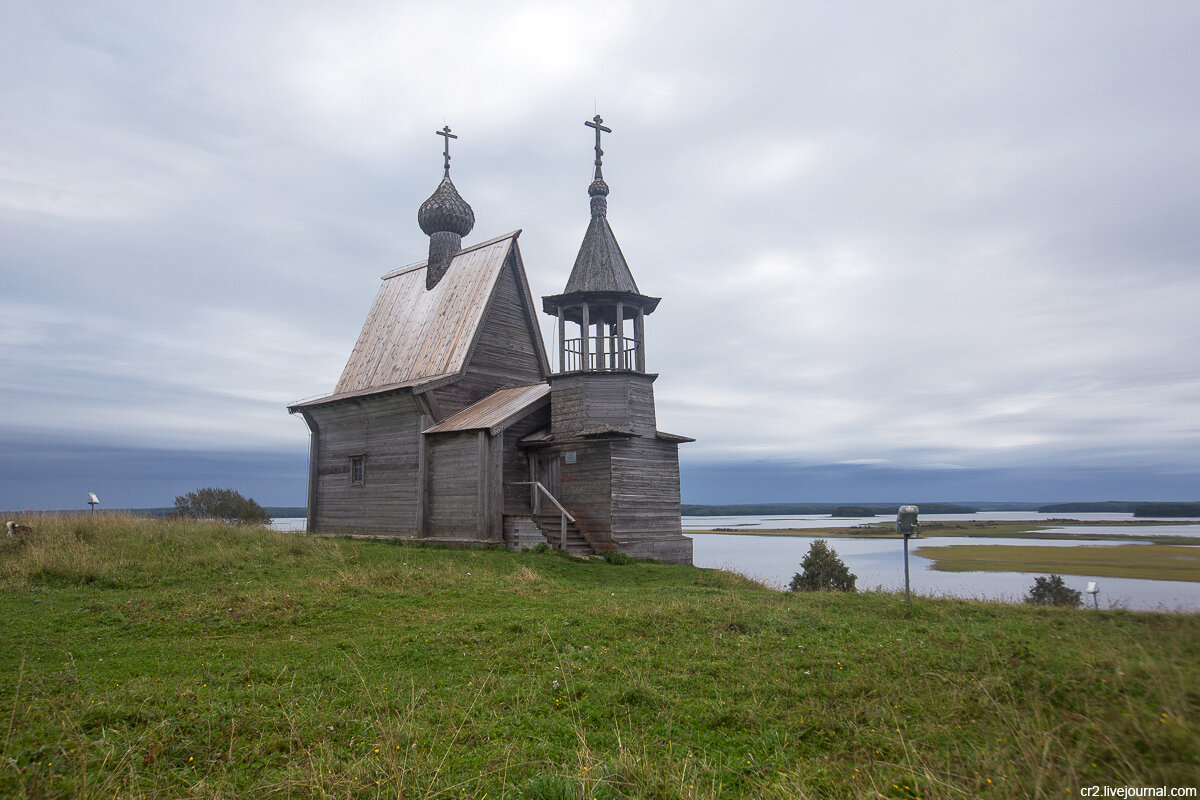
[289,118,693,564]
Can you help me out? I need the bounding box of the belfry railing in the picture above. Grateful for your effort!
[561,335,641,372]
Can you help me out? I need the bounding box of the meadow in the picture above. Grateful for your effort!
[1,514,1197,798]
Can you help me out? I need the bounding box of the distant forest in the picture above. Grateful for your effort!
[681,503,977,516]
[1036,501,1200,516]
[1132,503,1200,517]
[1036,501,1142,513]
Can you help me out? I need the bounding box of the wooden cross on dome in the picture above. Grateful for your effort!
[436,125,457,176]
[585,115,611,176]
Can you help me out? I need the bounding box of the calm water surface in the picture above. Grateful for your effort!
[271,515,1200,612]
[683,512,1200,535]
[687,532,1200,613]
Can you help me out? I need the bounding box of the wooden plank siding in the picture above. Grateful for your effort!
[610,437,685,535]
[426,432,483,539]
[501,407,551,514]
[549,372,658,436]
[465,250,548,385]
[307,392,422,534]
[609,437,691,562]
[556,440,614,540]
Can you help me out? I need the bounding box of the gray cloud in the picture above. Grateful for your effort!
[2,0,1198,504]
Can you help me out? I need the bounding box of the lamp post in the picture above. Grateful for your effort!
[897,505,920,603]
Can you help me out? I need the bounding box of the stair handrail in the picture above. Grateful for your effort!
[516,481,575,551]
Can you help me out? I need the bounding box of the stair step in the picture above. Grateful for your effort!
[531,513,593,555]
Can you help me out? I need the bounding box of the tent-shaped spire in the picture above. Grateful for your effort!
[544,115,659,320]
[543,116,659,373]
[562,118,640,294]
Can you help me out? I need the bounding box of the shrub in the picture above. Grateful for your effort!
[173,487,271,525]
[790,539,857,592]
[602,551,634,565]
[1025,574,1082,607]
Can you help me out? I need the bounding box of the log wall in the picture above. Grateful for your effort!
[425,256,547,418]
[502,407,550,515]
[307,392,422,534]
[556,440,614,539]
[426,431,483,539]
[549,372,657,436]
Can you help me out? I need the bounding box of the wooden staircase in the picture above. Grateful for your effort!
[532,512,593,556]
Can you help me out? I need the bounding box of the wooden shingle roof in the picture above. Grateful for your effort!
[563,214,639,294]
[289,230,550,412]
[334,232,518,394]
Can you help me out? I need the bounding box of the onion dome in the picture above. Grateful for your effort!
[419,126,474,289]
[417,176,475,237]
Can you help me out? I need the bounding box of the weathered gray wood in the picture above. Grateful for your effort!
[416,422,428,537]
[289,162,692,562]
[426,431,482,539]
[489,433,504,540]
[503,407,550,514]
[298,409,321,531]
[304,392,422,534]
[476,431,488,541]
[549,372,657,436]
[336,236,514,395]
[635,306,645,372]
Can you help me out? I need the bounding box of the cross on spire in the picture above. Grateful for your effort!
[585,114,611,179]
[436,125,457,176]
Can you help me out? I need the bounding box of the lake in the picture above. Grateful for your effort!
[270,515,1200,612]
[687,532,1200,612]
[682,513,1200,611]
[682,511,1200,535]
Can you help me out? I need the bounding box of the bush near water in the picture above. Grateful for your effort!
[2,513,1198,798]
[1026,574,1084,608]
[171,487,270,525]
[789,538,858,592]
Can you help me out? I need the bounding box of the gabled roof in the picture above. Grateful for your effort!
[331,232,520,395]
[423,382,550,435]
[286,230,554,412]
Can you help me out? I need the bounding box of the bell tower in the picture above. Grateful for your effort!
[543,115,660,378]
[533,116,691,564]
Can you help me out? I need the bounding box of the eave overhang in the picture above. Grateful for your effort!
[541,290,661,323]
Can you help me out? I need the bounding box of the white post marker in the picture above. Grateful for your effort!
[1086,580,1099,610]
[88,493,99,515]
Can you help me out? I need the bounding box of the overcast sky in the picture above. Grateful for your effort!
[3,1,1198,508]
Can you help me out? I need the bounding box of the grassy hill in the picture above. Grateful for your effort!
[1,515,1197,798]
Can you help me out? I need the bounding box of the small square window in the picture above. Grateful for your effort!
[350,455,366,486]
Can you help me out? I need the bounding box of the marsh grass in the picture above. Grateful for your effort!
[916,543,1200,581]
[1,515,1197,798]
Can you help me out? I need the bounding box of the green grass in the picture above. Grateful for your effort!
[915,543,1200,582]
[2,514,1199,798]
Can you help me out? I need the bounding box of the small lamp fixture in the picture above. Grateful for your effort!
[88,492,100,515]
[1086,580,1099,610]
[897,505,920,603]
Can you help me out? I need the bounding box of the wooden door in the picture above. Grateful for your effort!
[532,453,560,513]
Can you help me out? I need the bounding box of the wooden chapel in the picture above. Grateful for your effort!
[288,119,693,564]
